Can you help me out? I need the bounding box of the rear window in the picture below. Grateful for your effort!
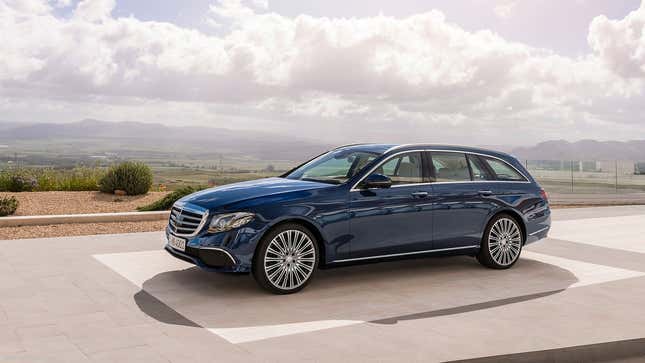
[482,157,527,181]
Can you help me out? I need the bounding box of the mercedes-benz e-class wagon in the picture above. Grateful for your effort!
[165,144,551,294]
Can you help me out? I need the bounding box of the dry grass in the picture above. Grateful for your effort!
[0,220,167,240]
[0,191,169,216]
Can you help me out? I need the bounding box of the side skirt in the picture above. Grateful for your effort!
[324,245,480,268]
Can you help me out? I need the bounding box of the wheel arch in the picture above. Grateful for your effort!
[253,217,328,267]
[486,209,527,244]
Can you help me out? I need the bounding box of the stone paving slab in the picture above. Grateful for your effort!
[1,206,645,362]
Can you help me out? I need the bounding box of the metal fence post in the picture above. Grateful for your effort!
[570,160,574,193]
[615,160,618,193]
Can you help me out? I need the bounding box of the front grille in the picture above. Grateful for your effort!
[168,204,207,237]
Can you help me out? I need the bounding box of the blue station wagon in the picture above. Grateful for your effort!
[165,144,551,294]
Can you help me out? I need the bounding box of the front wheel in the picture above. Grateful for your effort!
[477,214,524,269]
[252,224,319,294]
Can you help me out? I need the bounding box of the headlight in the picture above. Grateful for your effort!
[208,212,255,233]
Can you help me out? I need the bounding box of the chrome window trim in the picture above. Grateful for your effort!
[350,148,530,192]
[331,245,478,263]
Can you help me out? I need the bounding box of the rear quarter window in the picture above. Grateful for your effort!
[482,157,527,181]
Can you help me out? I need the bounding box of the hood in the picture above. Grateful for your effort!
[178,177,332,210]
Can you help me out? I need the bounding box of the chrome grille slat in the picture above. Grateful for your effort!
[168,203,208,237]
[178,221,199,227]
[181,214,202,222]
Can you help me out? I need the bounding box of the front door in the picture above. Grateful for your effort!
[348,151,434,259]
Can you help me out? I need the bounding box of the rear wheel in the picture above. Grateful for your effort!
[477,214,523,269]
[252,223,319,294]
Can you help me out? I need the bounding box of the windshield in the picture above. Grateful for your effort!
[284,149,381,184]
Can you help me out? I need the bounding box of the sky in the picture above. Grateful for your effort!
[1,0,645,145]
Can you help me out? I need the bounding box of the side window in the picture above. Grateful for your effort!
[467,155,493,181]
[432,152,471,182]
[371,152,423,185]
[483,157,527,181]
[348,154,377,178]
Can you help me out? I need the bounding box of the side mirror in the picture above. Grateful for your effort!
[362,173,392,189]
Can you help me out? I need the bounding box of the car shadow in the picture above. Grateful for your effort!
[134,256,577,329]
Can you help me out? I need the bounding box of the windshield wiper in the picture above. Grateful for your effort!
[301,177,343,185]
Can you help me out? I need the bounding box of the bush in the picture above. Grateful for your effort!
[0,168,105,192]
[0,196,19,217]
[36,167,105,191]
[137,185,205,211]
[8,174,38,192]
[99,161,153,195]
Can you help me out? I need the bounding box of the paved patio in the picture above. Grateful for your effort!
[2,205,645,362]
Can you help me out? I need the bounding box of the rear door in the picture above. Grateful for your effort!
[348,151,434,259]
[429,151,498,250]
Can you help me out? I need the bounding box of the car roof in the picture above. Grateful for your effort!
[338,143,515,160]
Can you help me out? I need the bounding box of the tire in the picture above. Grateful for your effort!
[252,223,319,294]
[477,214,524,269]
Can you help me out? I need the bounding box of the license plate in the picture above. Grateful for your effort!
[168,234,186,252]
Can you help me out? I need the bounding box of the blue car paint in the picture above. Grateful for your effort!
[165,144,550,273]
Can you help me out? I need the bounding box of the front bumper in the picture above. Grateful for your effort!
[164,221,266,272]
[164,244,237,270]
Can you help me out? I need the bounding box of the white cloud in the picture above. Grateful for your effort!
[54,0,73,8]
[588,1,645,78]
[73,0,115,22]
[0,0,645,144]
[494,0,517,19]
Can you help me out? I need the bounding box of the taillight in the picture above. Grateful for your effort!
[539,188,548,203]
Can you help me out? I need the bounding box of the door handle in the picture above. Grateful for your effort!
[411,191,430,198]
[478,190,493,196]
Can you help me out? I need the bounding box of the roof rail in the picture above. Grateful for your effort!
[333,143,370,149]
[384,144,412,153]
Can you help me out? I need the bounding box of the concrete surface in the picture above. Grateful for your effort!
[0,211,170,227]
[1,206,645,362]
[549,192,645,206]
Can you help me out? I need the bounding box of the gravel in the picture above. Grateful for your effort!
[0,191,169,216]
[0,220,167,240]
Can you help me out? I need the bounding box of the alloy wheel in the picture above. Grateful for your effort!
[264,229,316,291]
[488,218,522,266]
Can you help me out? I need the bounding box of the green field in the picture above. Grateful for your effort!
[152,167,281,190]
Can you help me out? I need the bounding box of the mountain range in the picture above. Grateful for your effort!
[510,140,645,161]
[1,119,644,162]
[0,119,332,162]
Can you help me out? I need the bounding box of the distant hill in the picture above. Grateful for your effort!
[2,120,644,162]
[0,119,332,162]
[511,140,645,161]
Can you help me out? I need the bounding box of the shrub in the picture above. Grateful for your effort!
[36,167,105,191]
[0,196,19,217]
[54,167,105,191]
[11,175,37,192]
[137,185,205,211]
[1,170,33,192]
[0,168,105,192]
[99,161,153,195]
